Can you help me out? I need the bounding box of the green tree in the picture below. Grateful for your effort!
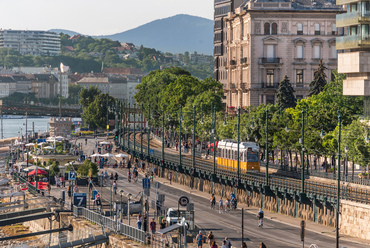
[276,75,296,109]
[309,59,327,96]
[79,86,102,109]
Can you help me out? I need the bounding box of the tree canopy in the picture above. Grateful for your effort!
[309,60,328,96]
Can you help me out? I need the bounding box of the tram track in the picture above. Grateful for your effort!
[122,131,370,204]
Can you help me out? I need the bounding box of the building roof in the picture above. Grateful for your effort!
[69,74,83,83]
[77,77,109,84]
[0,76,15,83]
[102,68,143,75]
[242,0,341,10]
[33,74,58,81]
[11,75,30,81]
[64,46,75,52]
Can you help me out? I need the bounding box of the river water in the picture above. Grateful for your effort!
[1,116,51,139]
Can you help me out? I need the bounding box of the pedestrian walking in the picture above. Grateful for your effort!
[88,178,93,192]
[224,237,231,248]
[113,180,117,195]
[257,208,264,227]
[211,241,218,248]
[207,231,214,245]
[110,172,114,184]
[74,185,79,193]
[247,196,250,207]
[168,172,172,185]
[196,231,203,248]
[222,240,227,248]
[219,198,224,213]
[210,194,216,209]
[47,183,51,194]
[150,218,156,237]
[137,213,142,229]
[241,242,247,248]
[160,218,166,229]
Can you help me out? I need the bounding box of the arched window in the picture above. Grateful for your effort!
[297,23,303,35]
[264,22,270,35]
[272,23,278,35]
[315,23,320,35]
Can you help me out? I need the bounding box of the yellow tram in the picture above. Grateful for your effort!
[217,139,260,173]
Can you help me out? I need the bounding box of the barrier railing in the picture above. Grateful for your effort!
[73,206,146,243]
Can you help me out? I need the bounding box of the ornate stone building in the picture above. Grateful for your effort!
[220,0,344,108]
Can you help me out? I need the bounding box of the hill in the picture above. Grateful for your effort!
[96,14,213,55]
[49,29,81,36]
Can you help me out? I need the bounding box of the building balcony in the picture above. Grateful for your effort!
[259,57,282,64]
[230,60,237,66]
[261,82,279,89]
[240,57,248,64]
[336,11,370,28]
[336,35,370,50]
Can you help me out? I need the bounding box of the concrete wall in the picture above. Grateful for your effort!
[158,167,370,241]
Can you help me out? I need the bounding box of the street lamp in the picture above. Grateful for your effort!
[127,193,132,226]
[344,146,349,177]
[336,111,342,248]
[120,190,124,223]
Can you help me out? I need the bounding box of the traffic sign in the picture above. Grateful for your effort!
[150,149,154,155]
[142,178,151,189]
[68,171,76,181]
[72,131,76,135]
[73,193,87,207]
[178,196,190,207]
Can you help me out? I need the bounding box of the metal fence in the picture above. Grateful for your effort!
[73,206,146,243]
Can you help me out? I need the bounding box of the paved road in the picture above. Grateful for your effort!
[62,137,370,248]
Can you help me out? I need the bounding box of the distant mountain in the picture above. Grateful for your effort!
[96,14,213,55]
[49,29,81,36]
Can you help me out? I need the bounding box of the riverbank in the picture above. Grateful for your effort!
[0,137,18,147]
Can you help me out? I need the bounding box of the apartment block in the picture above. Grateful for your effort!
[0,30,60,56]
[218,0,344,108]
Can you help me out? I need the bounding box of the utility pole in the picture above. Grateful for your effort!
[192,105,196,172]
[147,104,151,160]
[162,105,165,164]
[59,72,62,117]
[179,106,182,168]
[237,107,240,183]
[141,103,143,156]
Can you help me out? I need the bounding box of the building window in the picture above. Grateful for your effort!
[266,95,275,105]
[266,45,275,59]
[332,24,337,35]
[314,45,321,59]
[315,23,320,35]
[264,23,270,35]
[297,45,304,59]
[350,26,358,35]
[296,70,304,85]
[272,23,278,35]
[267,69,274,86]
[297,23,303,35]
[331,45,337,59]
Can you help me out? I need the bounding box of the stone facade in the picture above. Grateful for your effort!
[49,117,73,137]
[219,0,344,108]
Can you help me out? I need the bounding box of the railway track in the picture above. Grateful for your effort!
[121,131,370,204]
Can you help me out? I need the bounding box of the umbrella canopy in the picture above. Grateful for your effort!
[101,153,115,157]
[56,136,65,139]
[25,143,35,147]
[43,146,55,150]
[15,162,29,167]
[23,165,45,172]
[38,142,47,146]
[90,153,101,157]
[45,165,65,170]
[115,153,128,158]
[207,141,219,148]
[100,141,111,145]
[28,168,48,176]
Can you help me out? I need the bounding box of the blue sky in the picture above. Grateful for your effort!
[0,0,213,35]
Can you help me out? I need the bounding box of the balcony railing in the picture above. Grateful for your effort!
[336,34,370,50]
[336,10,370,27]
[262,82,279,89]
[240,57,248,64]
[230,60,237,66]
[259,57,281,64]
